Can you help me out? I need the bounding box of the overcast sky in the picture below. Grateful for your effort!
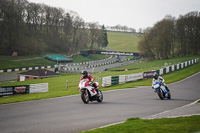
[28,0,200,31]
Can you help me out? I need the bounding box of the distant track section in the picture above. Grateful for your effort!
[45,55,72,63]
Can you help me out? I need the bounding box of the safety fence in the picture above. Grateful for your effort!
[102,58,198,87]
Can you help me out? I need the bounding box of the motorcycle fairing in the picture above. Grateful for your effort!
[85,86,97,96]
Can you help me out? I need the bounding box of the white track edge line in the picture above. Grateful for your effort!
[83,121,125,132]
[144,99,200,119]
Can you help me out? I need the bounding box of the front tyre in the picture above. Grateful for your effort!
[157,89,164,100]
[167,91,171,99]
[81,90,89,104]
[97,90,103,102]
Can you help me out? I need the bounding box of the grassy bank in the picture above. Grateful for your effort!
[83,116,200,133]
[0,56,54,70]
[107,31,142,52]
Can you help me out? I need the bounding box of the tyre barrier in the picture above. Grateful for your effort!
[102,58,198,87]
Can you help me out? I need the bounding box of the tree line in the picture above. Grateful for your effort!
[138,11,200,59]
[106,25,136,33]
[0,0,108,56]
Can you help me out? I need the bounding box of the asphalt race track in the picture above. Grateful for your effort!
[0,72,200,133]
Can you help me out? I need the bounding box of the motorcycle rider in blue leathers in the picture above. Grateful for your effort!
[152,73,169,92]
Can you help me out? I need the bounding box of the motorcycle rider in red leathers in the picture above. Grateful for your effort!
[81,70,94,82]
[80,70,99,92]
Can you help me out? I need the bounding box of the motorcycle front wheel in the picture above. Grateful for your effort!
[157,89,164,100]
[81,90,89,104]
[167,91,171,99]
[97,90,103,102]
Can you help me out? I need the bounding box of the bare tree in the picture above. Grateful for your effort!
[138,11,200,59]
[88,22,100,49]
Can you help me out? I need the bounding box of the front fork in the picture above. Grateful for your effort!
[86,89,88,96]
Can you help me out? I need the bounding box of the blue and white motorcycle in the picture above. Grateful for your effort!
[152,81,171,100]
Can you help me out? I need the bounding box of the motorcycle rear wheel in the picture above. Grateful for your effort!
[81,90,89,104]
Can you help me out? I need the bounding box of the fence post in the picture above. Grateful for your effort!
[66,80,68,91]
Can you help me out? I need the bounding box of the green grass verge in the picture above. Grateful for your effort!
[107,31,142,52]
[0,59,199,104]
[82,116,200,133]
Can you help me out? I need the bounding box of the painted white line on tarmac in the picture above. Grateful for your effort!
[153,113,200,119]
[83,121,125,132]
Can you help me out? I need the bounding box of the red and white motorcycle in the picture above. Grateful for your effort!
[78,79,103,104]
